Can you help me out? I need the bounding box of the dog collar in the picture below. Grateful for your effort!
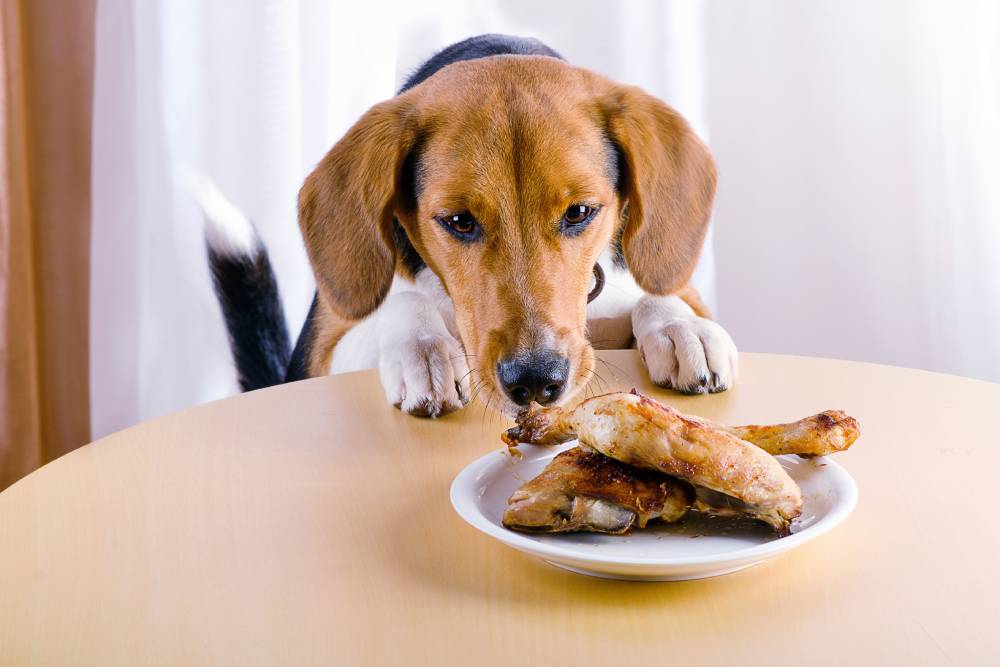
[587,263,605,303]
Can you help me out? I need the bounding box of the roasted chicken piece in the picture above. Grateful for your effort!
[722,411,860,457]
[505,398,860,458]
[504,392,809,534]
[503,446,693,534]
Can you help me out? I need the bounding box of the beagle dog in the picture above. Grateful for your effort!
[203,34,737,417]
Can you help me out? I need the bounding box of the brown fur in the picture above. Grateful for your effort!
[297,56,716,405]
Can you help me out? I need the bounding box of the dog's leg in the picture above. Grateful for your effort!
[375,292,470,417]
[371,273,470,417]
[326,271,469,417]
[632,293,738,395]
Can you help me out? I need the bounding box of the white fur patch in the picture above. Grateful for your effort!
[632,294,738,394]
[187,172,259,257]
[329,271,470,417]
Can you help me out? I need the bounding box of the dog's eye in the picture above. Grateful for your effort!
[564,205,591,224]
[561,204,599,234]
[436,212,481,241]
[446,214,475,233]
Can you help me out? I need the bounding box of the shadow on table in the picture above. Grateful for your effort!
[384,497,851,621]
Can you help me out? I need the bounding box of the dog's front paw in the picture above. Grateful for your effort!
[379,334,470,417]
[637,317,738,395]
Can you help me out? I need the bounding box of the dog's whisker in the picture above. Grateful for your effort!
[576,368,607,397]
[580,367,609,393]
[578,367,601,389]
[587,338,622,347]
[576,369,596,400]
[469,378,490,406]
[487,390,499,430]
[481,388,497,429]
[596,360,625,386]
[579,362,610,389]
[597,356,632,377]
[457,367,478,385]
[597,357,639,387]
[478,391,485,426]
[470,377,496,412]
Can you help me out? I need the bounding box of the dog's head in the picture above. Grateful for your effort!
[299,56,715,415]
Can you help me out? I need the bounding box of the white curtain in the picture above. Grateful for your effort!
[89,0,713,438]
[704,0,1000,382]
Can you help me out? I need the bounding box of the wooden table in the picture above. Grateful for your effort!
[1,351,998,665]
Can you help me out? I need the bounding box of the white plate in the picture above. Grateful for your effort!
[450,442,858,581]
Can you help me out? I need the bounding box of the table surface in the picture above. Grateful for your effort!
[2,351,998,666]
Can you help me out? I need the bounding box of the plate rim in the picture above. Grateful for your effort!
[450,443,859,567]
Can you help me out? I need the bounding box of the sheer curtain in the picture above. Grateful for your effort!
[89,0,713,438]
[704,0,1000,382]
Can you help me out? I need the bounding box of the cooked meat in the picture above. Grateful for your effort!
[503,391,806,534]
[691,487,772,521]
[503,446,693,534]
[722,411,860,457]
[503,398,860,459]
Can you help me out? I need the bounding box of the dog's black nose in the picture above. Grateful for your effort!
[497,351,570,406]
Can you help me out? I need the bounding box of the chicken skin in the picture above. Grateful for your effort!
[722,411,859,457]
[503,446,694,534]
[504,392,817,534]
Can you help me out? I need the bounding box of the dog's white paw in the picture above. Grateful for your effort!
[379,333,471,417]
[637,317,738,395]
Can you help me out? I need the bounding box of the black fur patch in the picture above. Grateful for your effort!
[284,294,317,382]
[207,243,291,391]
[398,136,423,210]
[392,138,428,277]
[611,223,627,269]
[607,138,629,269]
[398,34,563,94]
[392,219,426,277]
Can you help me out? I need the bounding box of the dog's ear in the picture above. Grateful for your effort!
[298,98,418,320]
[603,85,717,296]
